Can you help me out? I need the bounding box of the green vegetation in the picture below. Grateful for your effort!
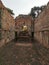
[6,8,14,15]
[29,5,46,18]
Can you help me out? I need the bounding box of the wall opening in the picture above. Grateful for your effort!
[31,32,34,39]
[15,32,17,41]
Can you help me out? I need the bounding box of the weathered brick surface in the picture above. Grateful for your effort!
[34,2,49,48]
[0,0,15,47]
[0,40,49,65]
[15,15,34,36]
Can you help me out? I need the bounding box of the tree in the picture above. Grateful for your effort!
[29,6,41,18]
[29,5,46,18]
[29,8,36,18]
[6,8,14,15]
[40,5,46,11]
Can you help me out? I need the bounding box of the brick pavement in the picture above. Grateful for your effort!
[0,39,49,65]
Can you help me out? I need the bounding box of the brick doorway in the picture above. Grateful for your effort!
[31,32,34,39]
[15,32,17,41]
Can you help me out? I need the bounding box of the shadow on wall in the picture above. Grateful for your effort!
[34,31,49,48]
[0,30,15,47]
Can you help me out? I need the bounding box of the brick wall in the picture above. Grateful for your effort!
[34,2,49,48]
[15,15,34,36]
[0,1,15,47]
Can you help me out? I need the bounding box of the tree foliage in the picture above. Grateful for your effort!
[29,5,46,18]
[6,8,14,15]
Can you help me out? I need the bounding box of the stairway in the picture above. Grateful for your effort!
[17,31,32,43]
[0,40,33,65]
[0,40,46,65]
[17,36,32,43]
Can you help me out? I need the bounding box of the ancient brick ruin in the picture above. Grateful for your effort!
[34,2,49,48]
[15,15,34,37]
[0,1,49,65]
[0,0,49,49]
[0,0,15,47]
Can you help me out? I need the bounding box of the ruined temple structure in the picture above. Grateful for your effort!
[34,2,49,48]
[0,0,15,47]
[15,15,34,40]
[0,0,49,48]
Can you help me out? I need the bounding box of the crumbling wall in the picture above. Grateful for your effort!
[0,1,15,47]
[34,3,49,48]
[15,15,33,36]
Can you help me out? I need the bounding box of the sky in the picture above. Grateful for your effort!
[1,0,49,17]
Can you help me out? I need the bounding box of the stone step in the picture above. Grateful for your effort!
[15,43,32,46]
